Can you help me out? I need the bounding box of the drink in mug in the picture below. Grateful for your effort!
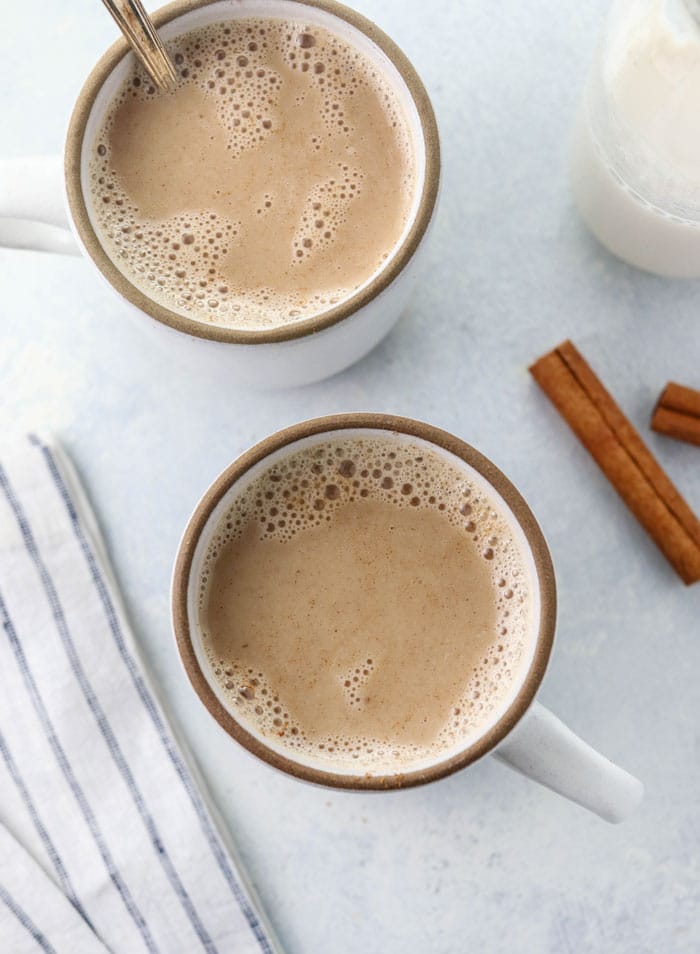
[89,15,417,329]
[199,431,531,772]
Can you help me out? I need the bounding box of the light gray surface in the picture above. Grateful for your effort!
[2,1,699,952]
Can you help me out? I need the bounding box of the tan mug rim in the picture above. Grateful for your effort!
[172,414,557,791]
[64,0,441,345]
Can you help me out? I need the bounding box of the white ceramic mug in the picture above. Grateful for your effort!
[172,414,644,823]
[0,0,439,388]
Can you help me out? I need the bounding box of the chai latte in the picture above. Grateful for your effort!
[198,436,535,773]
[89,17,416,329]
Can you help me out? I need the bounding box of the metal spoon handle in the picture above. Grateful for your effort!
[100,0,177,90]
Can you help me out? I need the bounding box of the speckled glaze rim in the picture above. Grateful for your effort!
[65,0,440,345]
[172,414,557,791]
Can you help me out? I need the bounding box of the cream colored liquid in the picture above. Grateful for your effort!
[199,437,533,773]
[89,18,416,328]
[571,0,700,276]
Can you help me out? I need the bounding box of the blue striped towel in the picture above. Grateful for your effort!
[0,435,281,954]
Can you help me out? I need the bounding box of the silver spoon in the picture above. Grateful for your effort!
[100,0,177,90]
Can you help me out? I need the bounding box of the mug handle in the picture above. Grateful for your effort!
[493,701,643,823]
[0,156,80,255]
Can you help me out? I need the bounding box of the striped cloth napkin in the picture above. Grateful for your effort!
[0,435,280,954]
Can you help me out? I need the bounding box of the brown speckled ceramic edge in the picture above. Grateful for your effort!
[172,414,557,791]
[65,0,440,345]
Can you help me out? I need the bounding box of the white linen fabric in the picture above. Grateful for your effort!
[0,435,280,954]
[0,823,109,954]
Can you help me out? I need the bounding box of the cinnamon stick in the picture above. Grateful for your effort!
[530,340,700,585]
[651,382,700,448]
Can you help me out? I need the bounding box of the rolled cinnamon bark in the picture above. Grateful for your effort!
[530,340,700,585]
[651,382,700,448]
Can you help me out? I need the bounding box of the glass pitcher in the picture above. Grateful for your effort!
[571,0,700,276]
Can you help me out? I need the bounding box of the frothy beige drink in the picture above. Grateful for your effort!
[198,436,534,773]
[89,17,416,329]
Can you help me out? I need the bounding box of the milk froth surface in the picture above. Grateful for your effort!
[199,437,534,773]
[89,18,416,329]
